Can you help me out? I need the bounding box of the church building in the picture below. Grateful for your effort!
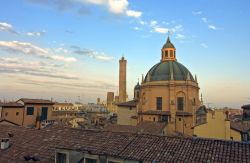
[117,37,202,136]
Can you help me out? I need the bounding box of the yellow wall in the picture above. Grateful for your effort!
[1,107,24,125]
[230,129,242,141]
[194,110,241,141]
[107,104,118,113]
[117,106,137,125]
[22,104,53,128]
[175,116,194,136]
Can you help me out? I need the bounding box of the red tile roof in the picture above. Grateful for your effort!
[138,110,170,115]
[0,125,250,162]
[117,100,138,107]
[0,102,24,108]
[18,98,54,105]
[231,121,250,133]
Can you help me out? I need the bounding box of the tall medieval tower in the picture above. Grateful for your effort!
[119,56,127,103]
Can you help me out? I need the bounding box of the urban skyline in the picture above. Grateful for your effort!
[0,0,250,108]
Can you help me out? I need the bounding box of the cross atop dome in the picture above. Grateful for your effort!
[161,36,176,61]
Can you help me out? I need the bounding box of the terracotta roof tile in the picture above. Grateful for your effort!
[0,125,250,162]
[117,100,138,107]
[0,102,24,108]
[18,98,54,105]
[138,110,170,115]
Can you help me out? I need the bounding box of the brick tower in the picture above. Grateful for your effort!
[119,56,127,102]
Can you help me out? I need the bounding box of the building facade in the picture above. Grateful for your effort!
[132,37,201,136]
[17,98,55,128]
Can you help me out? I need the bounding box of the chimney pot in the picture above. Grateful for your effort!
[1,138,10,150]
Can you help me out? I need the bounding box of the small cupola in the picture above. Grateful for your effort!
[161,36,176,61]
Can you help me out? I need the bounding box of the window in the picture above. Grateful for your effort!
[27,107,34,115]
[177,97,184,111]
[165,50,168,57]
[85,158,97,163]
[5,112,8,117]
[179,118,182,121]
[170,50,173,57]
[153,117,156,121]
[16,112,19,116]
[156,97,162,110]
[161,115,168,122]
[56,153,66,163]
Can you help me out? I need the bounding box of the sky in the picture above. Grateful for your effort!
[0,0,250,108]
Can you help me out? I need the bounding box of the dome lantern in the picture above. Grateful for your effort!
[161,36,176,62]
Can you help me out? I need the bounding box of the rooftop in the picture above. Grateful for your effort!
[117,100,138,107]
[0,102,24,108]
[17,98,54,105]
[1,125,250,162]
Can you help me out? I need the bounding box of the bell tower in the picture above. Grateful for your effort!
[161,36,176,61]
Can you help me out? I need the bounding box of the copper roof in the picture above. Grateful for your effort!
[18,98,54,105]
[0,102,24,108]
[0,125,250,162]
[231,121,250,133]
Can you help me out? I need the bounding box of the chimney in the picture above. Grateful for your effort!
[1,138,10,150]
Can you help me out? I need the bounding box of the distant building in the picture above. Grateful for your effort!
[97,97,101,104]
[106,92,114,105]
[52,102,80,120]
[106,92,117,113]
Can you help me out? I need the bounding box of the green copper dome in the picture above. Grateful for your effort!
[144,61,195,82]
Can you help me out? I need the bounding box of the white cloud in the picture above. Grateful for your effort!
[76,0,141,18]
[72,46,114,62]
[200,43,208,48]
[0,22,17,34]
[208,25,217,30]
[133,26,142,31]
[175,34,185,39]
[138,20,146,25]
[107,0,128,14]
[0,57,78,80]
[201,17,207,23]
[126,10,142,18]
[26,30,46,37]
[150,20,158,27]
[0,41,77,63]
[153,27,168,34]
[50,55,77,62]
[192,11,202,15]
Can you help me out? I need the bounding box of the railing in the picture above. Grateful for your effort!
[40,120,55,128]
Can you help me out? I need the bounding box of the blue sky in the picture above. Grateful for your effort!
[0,0,250,108]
